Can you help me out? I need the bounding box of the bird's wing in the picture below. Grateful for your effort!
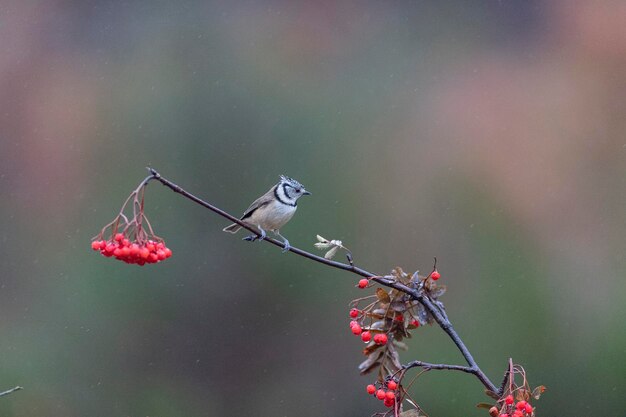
[240,187,275,220]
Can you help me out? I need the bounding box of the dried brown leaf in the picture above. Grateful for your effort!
[476,403,495,410]
[484,390,500,400]
[390,300,407,312]
[393,267,411,284]
[416,303,430,325]
[390,288,404,298]
[376,288,391,303]
[371,308,387,316]
[368,320,387,331]
[364,310,385,320]
[429,285,447,299]
[392,267,406,278]
[532,385,546,400]
[388,347,402,370]
[411,270,420,282]
[395,327,410,339]
[359,351,383,375]
[392,340,408,351]
[362,343,384,356]
[515,389,531,402]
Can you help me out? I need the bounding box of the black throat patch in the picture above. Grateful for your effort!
[274,184,297,207]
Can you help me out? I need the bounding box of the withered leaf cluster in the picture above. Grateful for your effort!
[356,267,447,381]
[480,362,545,417]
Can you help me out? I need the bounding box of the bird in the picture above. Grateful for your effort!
[223,175,311,252]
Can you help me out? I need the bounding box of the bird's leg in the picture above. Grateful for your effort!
[274,230,290,253]
[242,226,266,242]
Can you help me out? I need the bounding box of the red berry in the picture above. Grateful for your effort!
[516,401,527,411]
[351,324,362,335]
[513,411,523,417]
[139,247,150,259]
[349,320,358,328]
[376,389,386,400]
[129,244,140,256]
[430,270,441,280]
[146,241,156,251]
[358,279,368,288]
[500,414,509,417]
[113,248,123,257]
[164,247,172,258]
[114,233,125,242]
[91,241,100,251]
[148,253,159,263]
[385,391,395,400]
[394,314,404,322]
[387,380,397,390]
[383,397,394,407]
[374,334,388,345]
[524,403,533,414]
[366,384,376,395]
[156,249,167,261]
[349,308,359,318]
[411,319,420,327]
[505,395,514,405]
[361,331,371,342]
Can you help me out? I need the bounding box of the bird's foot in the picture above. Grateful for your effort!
[243,229,266,242]
[242,234,258,242]
[281,239,291,253]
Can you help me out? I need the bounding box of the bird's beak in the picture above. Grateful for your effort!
[303,190,312,196]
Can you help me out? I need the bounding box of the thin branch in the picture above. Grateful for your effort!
[0,386,22,397]
[404,360,476,374]
[145,168,498,393]
[498,358,513,396]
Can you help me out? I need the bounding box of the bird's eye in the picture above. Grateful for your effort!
[296,188,302,193]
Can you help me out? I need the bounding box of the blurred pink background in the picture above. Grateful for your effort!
[1,1,625,416]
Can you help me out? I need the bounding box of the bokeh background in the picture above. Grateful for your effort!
[1,1,625,416]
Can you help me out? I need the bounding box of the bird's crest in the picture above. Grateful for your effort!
[279,175,304,189]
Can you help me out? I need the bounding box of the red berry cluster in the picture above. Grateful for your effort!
[91,177,172,266]
[91,233,172,265]
[348,309,388,345]
[365,379,398,408]
[495,395,534,417]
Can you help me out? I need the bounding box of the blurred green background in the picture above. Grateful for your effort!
[1,1,625,416]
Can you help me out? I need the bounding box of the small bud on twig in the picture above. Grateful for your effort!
[314,235,352,260]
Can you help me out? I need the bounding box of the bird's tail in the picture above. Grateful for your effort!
[223,223,242,233]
